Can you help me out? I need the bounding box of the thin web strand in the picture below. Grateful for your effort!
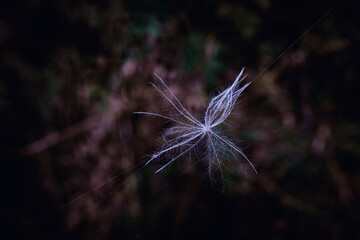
[251,0,341,83]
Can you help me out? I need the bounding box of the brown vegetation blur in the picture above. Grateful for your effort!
[1,0,359,239]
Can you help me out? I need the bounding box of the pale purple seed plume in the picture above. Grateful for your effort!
[135,68,257,175]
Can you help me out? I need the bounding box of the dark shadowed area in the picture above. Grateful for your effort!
[1,0,360,239]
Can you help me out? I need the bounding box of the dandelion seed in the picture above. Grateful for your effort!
[135,68,257,176]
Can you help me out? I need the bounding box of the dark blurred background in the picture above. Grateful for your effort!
[1,0,359,239]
